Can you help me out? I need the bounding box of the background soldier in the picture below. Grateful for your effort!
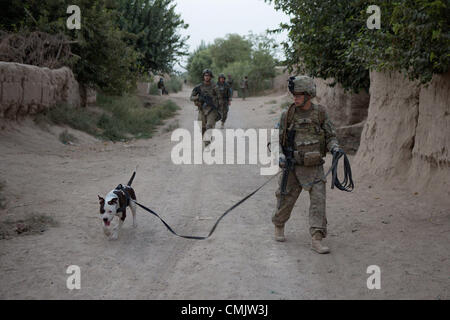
[227,74,234,97]
[273,76,341,254]
[157,77,168,95]
[217,73,232,128]
[190,69,220,146]
[240,76,249,100]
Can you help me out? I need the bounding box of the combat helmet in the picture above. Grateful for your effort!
[288,75,316,97]
[218,73,226,79]
[202,69,214,78]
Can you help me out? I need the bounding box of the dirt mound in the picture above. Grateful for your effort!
[355,70,450,198]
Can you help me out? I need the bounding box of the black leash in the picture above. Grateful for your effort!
[132,173,279,240]
[130,151,353,240]
[287,150,354,191]
[330,150,354,192]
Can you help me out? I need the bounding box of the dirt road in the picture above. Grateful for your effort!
[0,87,448,299]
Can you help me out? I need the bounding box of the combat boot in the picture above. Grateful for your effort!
[274,225,286,242]
[311,232,330,254]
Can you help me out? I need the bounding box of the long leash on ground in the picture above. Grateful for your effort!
[131,150,353,240]
[131,173,279,240]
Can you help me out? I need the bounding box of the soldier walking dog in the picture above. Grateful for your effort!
[273,76,342,254]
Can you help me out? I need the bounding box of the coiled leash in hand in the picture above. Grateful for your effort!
[330,149,354,192]
[280,148,355,191]
[296,150,355,191]
[131,173,279,240]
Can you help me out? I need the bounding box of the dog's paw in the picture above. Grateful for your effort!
[109,233,119,241]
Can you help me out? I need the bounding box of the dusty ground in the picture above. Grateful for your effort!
[0,87,448,299]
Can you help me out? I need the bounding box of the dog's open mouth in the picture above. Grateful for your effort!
[103,220,111,227]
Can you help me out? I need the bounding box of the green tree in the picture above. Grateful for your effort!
[209,34,252,70]
[353,0,450,84]
[186,43,213,83]
[186,32,278,94]
[1,0,190,94]
[1,0,139,94]
[116,0,189,74]
[268,0,450,91]
[268,0,369,93]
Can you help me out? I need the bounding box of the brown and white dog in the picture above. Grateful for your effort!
[98,170,138,240]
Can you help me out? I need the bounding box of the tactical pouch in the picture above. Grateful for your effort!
[303,151,323,166]
[295,140,324,166]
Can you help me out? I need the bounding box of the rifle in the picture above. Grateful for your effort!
[193,86,222,121]
[278,126,296,209]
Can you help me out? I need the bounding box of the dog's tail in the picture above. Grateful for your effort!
[127,165,138,186]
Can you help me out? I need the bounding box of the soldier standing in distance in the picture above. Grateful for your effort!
[227,74,234,97]
[273,76,341,254]
[190,69,220,147]
[217,73,232,129]
[240,76,249,100]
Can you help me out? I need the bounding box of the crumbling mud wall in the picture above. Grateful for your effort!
[355,70,450,193]
[0,62,81,119]
[273,66,291,93]
[314,78,370,127]
[314,78,370,153]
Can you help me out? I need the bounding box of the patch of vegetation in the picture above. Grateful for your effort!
[96,94,180,140]
[0,214,58,240]
[37,94,180,142]
[266,100,278,105]
[166,77,183,93]
[44,104,101,137]
[58,130,78,145]
[163,120,180,133]
[149,83,160,95]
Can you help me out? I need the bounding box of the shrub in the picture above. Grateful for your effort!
[39,94,180,142]
[166,77,183,93]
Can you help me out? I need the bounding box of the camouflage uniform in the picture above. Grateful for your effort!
[190,79,220,136]
[273,76,339,240]
[217,77,232,125]
[240,78,249,100]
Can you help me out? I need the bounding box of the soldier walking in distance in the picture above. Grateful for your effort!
[190,69,220,147]
[273,76,341,254]
[217,73,232,129]
[240,76,249,100]
[227,74,234,97]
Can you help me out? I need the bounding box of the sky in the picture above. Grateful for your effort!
[172,0,291,71]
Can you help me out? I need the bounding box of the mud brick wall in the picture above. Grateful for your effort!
[0,62,81,119]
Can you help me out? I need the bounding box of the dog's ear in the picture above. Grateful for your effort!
[98,196,105,214]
